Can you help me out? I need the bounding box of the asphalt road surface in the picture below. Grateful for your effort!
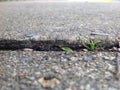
[0,1,120,42]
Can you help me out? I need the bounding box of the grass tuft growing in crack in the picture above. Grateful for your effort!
[83,39,103,51]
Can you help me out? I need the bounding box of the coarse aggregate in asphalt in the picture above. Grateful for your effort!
[0,51,120,90]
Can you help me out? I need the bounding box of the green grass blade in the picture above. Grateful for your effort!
[61,47,73,52]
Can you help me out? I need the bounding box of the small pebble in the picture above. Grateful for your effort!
[103,56,110,60]
[31,35,40,40]
[19,57,30,62]
[83,56,92,62]
[83,49,88,52]
[25,33,37,37]
[85,84,91,90]
[112,47,118,51]
[61,57,68,62]
[105,72,113,78]
[29,77,36,81]
[38,77,60,89]
[118,48,120,52]
[35,72,41,78]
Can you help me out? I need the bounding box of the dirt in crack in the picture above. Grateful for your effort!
[0,39,118,51]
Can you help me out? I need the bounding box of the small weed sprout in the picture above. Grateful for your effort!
[83,39,102,51]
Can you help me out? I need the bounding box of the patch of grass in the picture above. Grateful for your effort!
[83,39,102,51]
[61,47,73,52]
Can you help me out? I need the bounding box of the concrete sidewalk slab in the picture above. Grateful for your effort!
[0,2,120,45]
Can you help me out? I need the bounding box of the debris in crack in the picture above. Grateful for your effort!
[116,53,120,80]
[109,47,119,52]
[23,48,33,51]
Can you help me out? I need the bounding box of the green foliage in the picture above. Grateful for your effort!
[83,40,101,51]
[61,47,73,52]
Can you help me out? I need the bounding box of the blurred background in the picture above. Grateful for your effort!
[0,0,120,2]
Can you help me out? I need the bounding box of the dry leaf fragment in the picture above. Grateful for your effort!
[38,77,60,88]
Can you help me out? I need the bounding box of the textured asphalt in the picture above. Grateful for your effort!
[0,2,120,89]
[0,1,120,44]
[0,51,120,90]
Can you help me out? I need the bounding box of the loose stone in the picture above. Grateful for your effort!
[19,57,30,62]
[83,56,92,62]
[25,33,37,38]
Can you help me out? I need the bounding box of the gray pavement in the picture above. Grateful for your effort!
[0,2,120,90]
[0,1,120,45]
[0,51,120,90]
